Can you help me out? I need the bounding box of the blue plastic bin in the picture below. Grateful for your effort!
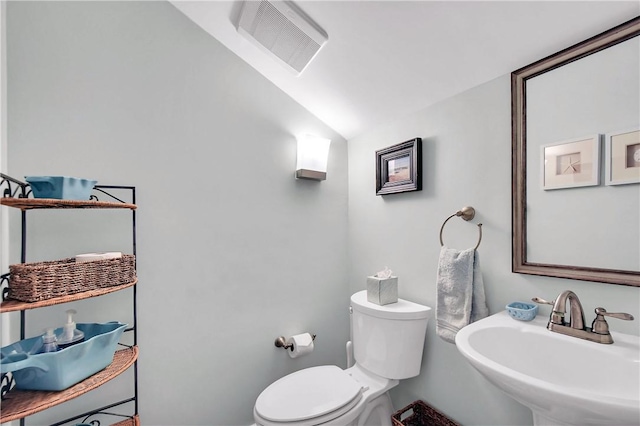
[25,176,97,200]
[0,322,127,391]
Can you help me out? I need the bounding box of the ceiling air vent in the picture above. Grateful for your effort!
[236,0,328,75]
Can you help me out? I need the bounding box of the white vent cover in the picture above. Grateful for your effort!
[236,1,328,74]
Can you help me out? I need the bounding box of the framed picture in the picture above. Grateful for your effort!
[540,135,600,190]
[375,138,422,195]
[604,128,640,186]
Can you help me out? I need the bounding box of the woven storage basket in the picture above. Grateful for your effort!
[392,400,460,426]
[111,415,140,426]
[8,255,135,302]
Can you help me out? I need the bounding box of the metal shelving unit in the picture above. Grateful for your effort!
[0,174,139,425]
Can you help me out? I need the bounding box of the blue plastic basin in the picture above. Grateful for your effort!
[0,322,127,391]
[25,176,97,200]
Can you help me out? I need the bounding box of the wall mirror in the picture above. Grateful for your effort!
[512,17,640,287]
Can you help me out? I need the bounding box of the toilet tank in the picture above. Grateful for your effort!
[350,290,431,380]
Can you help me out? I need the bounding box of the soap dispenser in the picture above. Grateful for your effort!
[41,328,59,353]
[57,309,85,349]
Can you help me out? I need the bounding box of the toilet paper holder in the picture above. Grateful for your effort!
[274,334,316,351]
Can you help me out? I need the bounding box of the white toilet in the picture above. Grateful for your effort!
[253,290,432,426]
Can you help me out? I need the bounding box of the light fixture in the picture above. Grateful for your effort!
[296,134,331,181]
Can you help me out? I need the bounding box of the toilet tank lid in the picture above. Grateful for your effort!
[351,290,432,320]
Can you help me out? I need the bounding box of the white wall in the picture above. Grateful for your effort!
[6,2,349,425]
[348,74,640,425]
[1,0,10,349]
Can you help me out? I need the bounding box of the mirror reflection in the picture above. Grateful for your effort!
[526,36,639,271]
[512,17,640,286]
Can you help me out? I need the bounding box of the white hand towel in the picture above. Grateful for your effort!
[436,246,489,343]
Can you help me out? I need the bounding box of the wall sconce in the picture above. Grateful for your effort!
[296,134,331,181]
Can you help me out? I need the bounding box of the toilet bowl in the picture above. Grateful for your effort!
[253,291,431,426]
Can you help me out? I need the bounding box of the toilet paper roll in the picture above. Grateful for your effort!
[75,252,122,263]
[286,333,315,359]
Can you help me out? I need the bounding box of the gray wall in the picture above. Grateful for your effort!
[6,2,349,425]
[347,75,640,425]
[6,2,640,426]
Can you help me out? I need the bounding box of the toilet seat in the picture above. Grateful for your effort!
[254,365,364,424]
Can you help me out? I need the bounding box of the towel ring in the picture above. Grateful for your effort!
[439,206,483,250]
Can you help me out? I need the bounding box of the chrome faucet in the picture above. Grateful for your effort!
[533,290,634,344]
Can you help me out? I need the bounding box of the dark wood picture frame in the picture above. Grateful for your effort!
[376,138,422,195]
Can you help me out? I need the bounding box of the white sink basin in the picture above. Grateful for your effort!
[455,311,640,426]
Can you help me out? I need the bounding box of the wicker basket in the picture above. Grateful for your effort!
[392,400,460,426]
[8,255,136,302]
[111,415,140,426]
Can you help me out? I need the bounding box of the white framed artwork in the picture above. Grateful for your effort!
[540,135,601,190]
[604,128,640,186]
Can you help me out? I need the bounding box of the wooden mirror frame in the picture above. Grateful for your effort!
[512,16,640,287]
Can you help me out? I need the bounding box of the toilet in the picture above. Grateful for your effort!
[253,290,432,426]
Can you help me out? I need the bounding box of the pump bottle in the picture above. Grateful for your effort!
[40,328,59,353]
[57,309,85,349]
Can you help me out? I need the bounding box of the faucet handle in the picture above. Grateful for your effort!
[594,307,634,321]
[591,307,634,338]
[531,297,554,306]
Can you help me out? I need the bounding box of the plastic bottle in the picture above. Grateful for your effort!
[41,328,59,353]
[57,309,85,349]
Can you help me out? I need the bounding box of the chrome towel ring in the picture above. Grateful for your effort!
[439,206,483,250]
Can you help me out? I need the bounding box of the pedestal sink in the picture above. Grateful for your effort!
[455,311,640,426]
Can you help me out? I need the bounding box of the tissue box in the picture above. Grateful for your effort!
[367,276,398,305]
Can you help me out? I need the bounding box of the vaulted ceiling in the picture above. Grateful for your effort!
[172,1,639,140]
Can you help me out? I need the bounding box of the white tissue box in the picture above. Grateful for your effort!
[366,276,398,305]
